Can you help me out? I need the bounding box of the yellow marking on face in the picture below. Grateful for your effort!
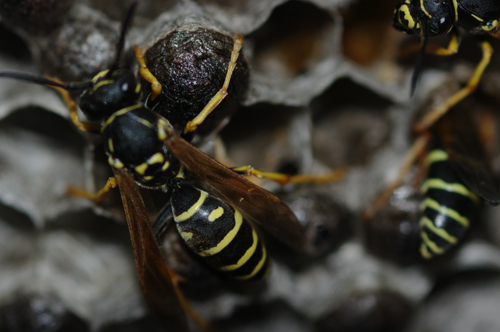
[108,138,114,153]
[180,231,193,242]
[143,175,154,181]
[162,161,170,171]
[235,243,268,280]
[108,156,124,169]
[419,216,458,244]
[138,118,153,128]
[218,228,258,271]
[197,209,243,256]
[399,5,416,29]
[420,197,470,227]
[147,152,164,165]
[421,231,445,255]
[102,103,142,130]
[135,82,141,94]
[92,70,109,82]
[208,206,224,222]
[425,149,448,164]
[419,0,431,18]
[157,119,168,141]
[175,190,208,222]
[89,79,114,95]
[421,178,479,203]
[135,162,149,175]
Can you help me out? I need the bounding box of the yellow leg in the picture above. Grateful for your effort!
[425,31,459,56]
[232,165,347,185]
[66,177,118,203]
[133,45,162,101]
[183,33,244,134]
[166,266,214,332]
[363,134,430,220]
[46,76,101,132]
[414,40,493,133]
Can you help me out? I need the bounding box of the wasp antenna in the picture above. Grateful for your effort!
[410,33,428,97]
[109,1,138,73]
[0,71,92,90]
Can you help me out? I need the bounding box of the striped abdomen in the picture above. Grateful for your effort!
[171,183,269,280]
[419,148,479,259]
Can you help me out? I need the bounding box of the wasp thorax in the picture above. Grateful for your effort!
[78,68,140,122]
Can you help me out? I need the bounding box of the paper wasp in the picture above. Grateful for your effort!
[393,0,500,133]
[365,83,500,260]
[0,2,310,330]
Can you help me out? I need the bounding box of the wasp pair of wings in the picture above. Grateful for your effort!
[115,124,305,331]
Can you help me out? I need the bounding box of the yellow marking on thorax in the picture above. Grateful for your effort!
[421,178,479,203]
[471,14,483,22]
[419,216,458,243]
[135,82,141,94]
[197,209,243,256]
[157,119,168,141]
[162,161,170,171]
[420,243,433,259]
[108,138,114,153]
[425,149,448,164]
[420,197,470,227]
[235,243,268,280]
[451,0,458,21]
[218,228,258,271]
[419,0,431,18]
[138,118,153,128]
[175,190,208,222]
[143,175,154,181]
[208,206,224,222]
[147,152,164,165]
[102,103,142,130]
[482,20,498,31]
[180,231,193,242]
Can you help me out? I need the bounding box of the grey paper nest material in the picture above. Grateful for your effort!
[0,0,500,331]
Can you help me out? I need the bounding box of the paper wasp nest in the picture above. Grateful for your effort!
[1,0,500,331]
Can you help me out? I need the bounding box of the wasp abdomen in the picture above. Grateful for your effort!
[419,148,479,259]
[172,183,269,280]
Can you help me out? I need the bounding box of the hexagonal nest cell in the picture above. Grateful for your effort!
[1,0,500,331]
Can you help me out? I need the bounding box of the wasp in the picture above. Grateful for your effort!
[365,84,500,260]
[0,2,309,330]
[393,0,500,133]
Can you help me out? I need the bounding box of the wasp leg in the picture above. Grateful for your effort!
[183,33,244,135]
[363,134,430,220]
[133,45,162,102]
[66,177,118,202]
[231,165,347,185]
[166,266,214,332]
[414,40,493,133]
[45,76,101,132]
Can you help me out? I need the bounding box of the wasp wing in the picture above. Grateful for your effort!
[434,108,500,205]
[164,135,305,250]
[114,169,189,331]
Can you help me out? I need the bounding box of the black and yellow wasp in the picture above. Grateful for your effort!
[392,0,500,132]
[417,104,500,258]
[0,2,306,331]
[365,87,500,260]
